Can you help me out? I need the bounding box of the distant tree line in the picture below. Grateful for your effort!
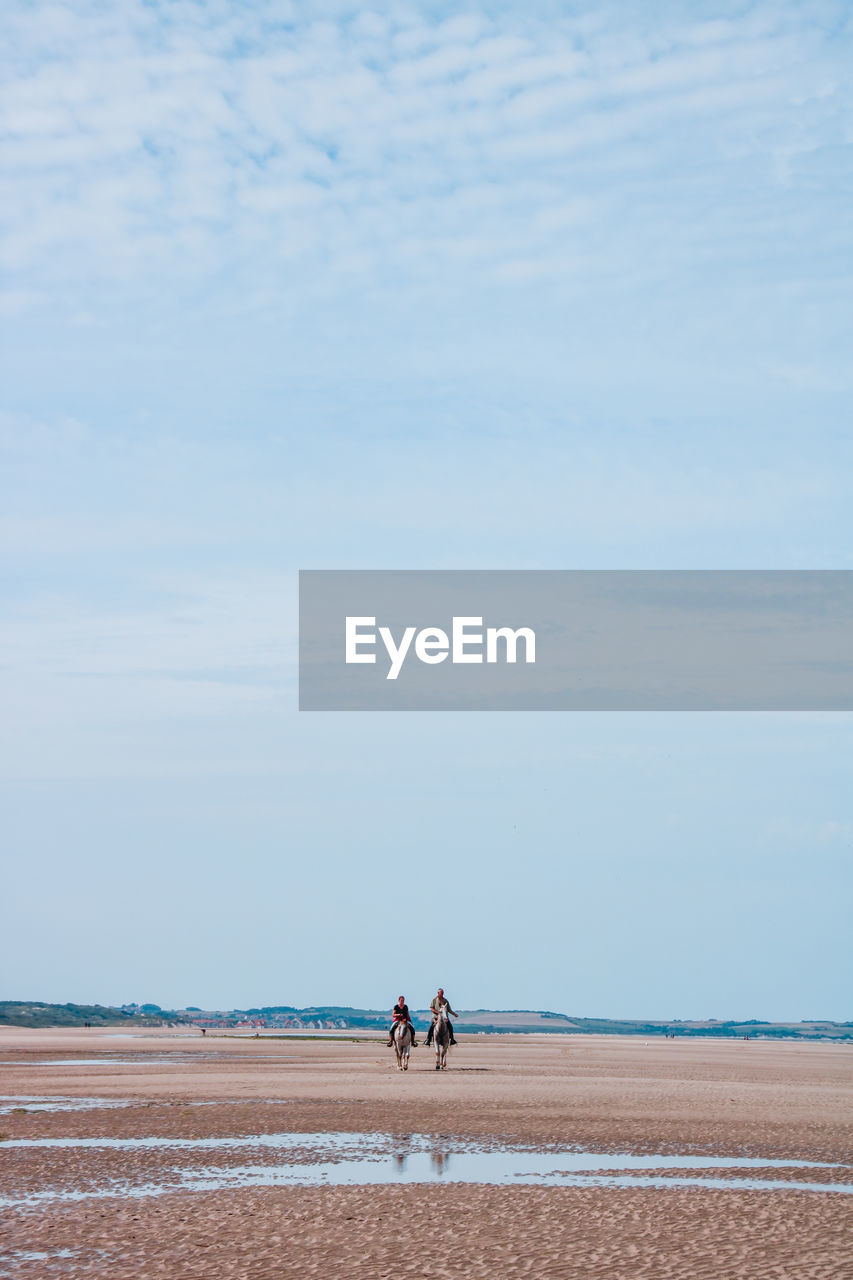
[1,1001,849,1039]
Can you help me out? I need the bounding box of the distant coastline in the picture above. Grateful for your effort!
[2,1001,850,1041]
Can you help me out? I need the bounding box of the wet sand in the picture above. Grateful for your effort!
[1,1028,851,1277]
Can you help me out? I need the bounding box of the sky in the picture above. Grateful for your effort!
[1,1,851,1020]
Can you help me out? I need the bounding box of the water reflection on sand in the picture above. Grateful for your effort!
[2,1132,851,1208]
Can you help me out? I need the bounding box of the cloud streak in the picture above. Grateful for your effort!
[2,0,850,320]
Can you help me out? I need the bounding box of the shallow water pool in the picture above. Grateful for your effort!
[1,1133,850,1208]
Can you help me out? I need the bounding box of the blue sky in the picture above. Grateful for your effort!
[1,1,851,1017]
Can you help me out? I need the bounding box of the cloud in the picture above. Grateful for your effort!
[1,3,851,728]
[1,0,849,321]
[3,5,852,1021]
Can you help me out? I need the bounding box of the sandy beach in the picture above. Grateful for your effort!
[1,1028,851,1278]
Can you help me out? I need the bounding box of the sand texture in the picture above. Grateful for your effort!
[0,1029,850,1278]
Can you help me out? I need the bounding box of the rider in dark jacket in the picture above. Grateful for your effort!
[387,996,418,1047]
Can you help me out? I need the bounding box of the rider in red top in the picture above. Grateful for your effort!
[387,995,418,1047]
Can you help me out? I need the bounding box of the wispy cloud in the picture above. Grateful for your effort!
[1,1,850,322]
[2,5,852,1018]
[1,2,852,750]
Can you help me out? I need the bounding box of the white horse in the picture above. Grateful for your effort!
[433,1007,451,1070]
[392,1020,413,1071]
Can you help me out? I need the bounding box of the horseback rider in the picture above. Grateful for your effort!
[387,995,418,1047]
[425,987,458,1047]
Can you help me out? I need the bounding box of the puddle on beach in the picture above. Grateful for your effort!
[0,1097,135,1115]
[2,1054,296,1067]
[1,1054,190,1064]
[0,1097,297,1116]
[4,1057,208,1067]
[0,1250,76,1261]
[1,1133,850,1207]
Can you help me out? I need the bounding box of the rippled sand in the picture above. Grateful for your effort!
[0,1028,851,1278]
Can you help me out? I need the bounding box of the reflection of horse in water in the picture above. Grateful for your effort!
[392,1020,413,1071]
[434,1007,451,1070]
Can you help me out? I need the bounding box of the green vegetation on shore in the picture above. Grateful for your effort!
[0,1002,190,1029]
[1,1000,849,1040]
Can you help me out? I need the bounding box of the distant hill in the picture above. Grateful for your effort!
[431,1011,853,1040]
[1,1001,849,1040]
[0,1002,191,1029]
